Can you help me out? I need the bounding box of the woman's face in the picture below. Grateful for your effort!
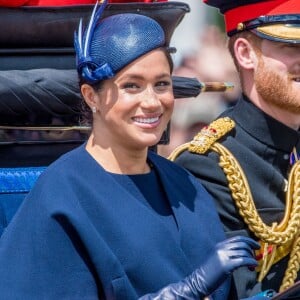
[88,49,174,151]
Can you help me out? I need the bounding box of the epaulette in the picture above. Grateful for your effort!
[188,117,235,154]
[168,117,235,161]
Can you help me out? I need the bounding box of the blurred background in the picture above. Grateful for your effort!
[158,0,241,157]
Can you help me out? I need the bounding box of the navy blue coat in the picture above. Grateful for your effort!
[0,145,230,299]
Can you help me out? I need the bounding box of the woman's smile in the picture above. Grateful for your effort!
[132,114,162,127]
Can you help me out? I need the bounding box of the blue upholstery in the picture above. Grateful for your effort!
[0,167,46,235]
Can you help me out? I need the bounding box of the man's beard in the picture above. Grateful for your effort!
[254,57,300,114]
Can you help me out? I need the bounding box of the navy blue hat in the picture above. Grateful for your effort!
[204,0,300,43]
[75,1,176,84]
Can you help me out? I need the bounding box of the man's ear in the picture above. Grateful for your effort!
[234,37,258,70]
[81,83,98,110]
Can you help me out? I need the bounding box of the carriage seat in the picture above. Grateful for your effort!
[0,167,46,235]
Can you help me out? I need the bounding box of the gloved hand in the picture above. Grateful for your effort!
[140,236,260,299]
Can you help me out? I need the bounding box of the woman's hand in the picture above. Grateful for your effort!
[140,236,260,299]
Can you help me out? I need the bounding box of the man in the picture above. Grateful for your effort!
[170,0,300,298]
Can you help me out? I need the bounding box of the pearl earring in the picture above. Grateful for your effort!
[92,107,97,113]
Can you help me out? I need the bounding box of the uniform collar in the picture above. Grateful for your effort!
[232,94,300,152]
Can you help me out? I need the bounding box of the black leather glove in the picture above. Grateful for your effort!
[140,236,260,300]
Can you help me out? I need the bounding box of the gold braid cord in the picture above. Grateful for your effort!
[212,143,300,245]
[280,234,300,292]
[211,143,300,290]
[168,117,300,291]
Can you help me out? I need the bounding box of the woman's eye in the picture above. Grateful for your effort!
[122,83,140,90]
[156,81,171,87]
[155,81,171,91]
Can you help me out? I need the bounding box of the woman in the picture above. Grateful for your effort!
[0,2,262,299]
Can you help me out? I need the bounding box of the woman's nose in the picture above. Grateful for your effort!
[141,87,161,107]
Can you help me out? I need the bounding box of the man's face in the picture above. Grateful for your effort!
[254,39,300,114]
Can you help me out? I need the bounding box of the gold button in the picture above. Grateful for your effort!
[237,22,245,31]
